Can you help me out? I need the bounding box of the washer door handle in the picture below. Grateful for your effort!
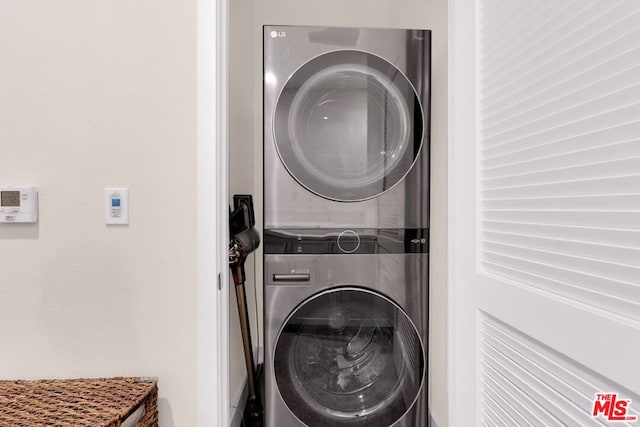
[273,273,311,282]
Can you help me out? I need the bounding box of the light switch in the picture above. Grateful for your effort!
[105,188,129,225]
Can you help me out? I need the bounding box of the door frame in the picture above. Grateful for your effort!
[197,0,229,425]
[448,0,478,425]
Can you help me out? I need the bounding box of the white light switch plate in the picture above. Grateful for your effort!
[105,188,129,225]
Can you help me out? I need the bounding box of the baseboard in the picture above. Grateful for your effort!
[229,374,248,427]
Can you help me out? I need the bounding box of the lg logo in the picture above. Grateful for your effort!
[270,30,286,38]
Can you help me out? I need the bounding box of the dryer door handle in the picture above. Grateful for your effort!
[273,273,311,282]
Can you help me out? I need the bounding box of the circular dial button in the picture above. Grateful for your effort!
[337,230,360,253]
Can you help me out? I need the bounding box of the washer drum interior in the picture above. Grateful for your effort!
[274,288,425,427]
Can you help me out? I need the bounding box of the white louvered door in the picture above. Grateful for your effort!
[450,1,640,426]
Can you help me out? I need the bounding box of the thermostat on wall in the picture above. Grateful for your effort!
[0,187,38,223]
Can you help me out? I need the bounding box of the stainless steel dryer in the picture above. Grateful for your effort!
[264,26,430,229]
[264,239,428,427]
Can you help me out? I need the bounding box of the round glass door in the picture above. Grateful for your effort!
[273,50,424,201]
[274,288,424,427]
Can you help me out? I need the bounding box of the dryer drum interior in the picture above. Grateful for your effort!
[274,288,425,426]
[273,50,424,202]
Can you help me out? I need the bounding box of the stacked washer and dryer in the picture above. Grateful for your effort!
[263,26,431,427]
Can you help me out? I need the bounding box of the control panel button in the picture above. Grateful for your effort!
[337,230,360,253]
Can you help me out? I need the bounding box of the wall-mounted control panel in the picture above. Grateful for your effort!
[105,188,129,225]
[0,187,38,223]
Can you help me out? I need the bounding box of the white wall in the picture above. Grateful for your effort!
[0,2,197,426]
[228,1,448,425]
[228,0,260,419]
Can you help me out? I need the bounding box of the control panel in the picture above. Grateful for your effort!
[0,187,38,223]
[105,188,129,225]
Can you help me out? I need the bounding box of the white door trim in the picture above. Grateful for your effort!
[197,0,229,425]
[448,0,478,425]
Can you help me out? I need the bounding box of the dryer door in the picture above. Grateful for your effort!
[273,50,424,202]
[274,287,425,427]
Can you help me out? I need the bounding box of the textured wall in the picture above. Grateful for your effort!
[0,2,197,426]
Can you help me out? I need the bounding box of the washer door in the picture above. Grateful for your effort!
[274,50,424,202]
[274,288,424,427]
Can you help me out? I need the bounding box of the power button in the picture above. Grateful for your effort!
[337,230,360,254]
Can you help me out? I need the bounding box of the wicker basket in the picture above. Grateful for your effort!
[0,377,158,427]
